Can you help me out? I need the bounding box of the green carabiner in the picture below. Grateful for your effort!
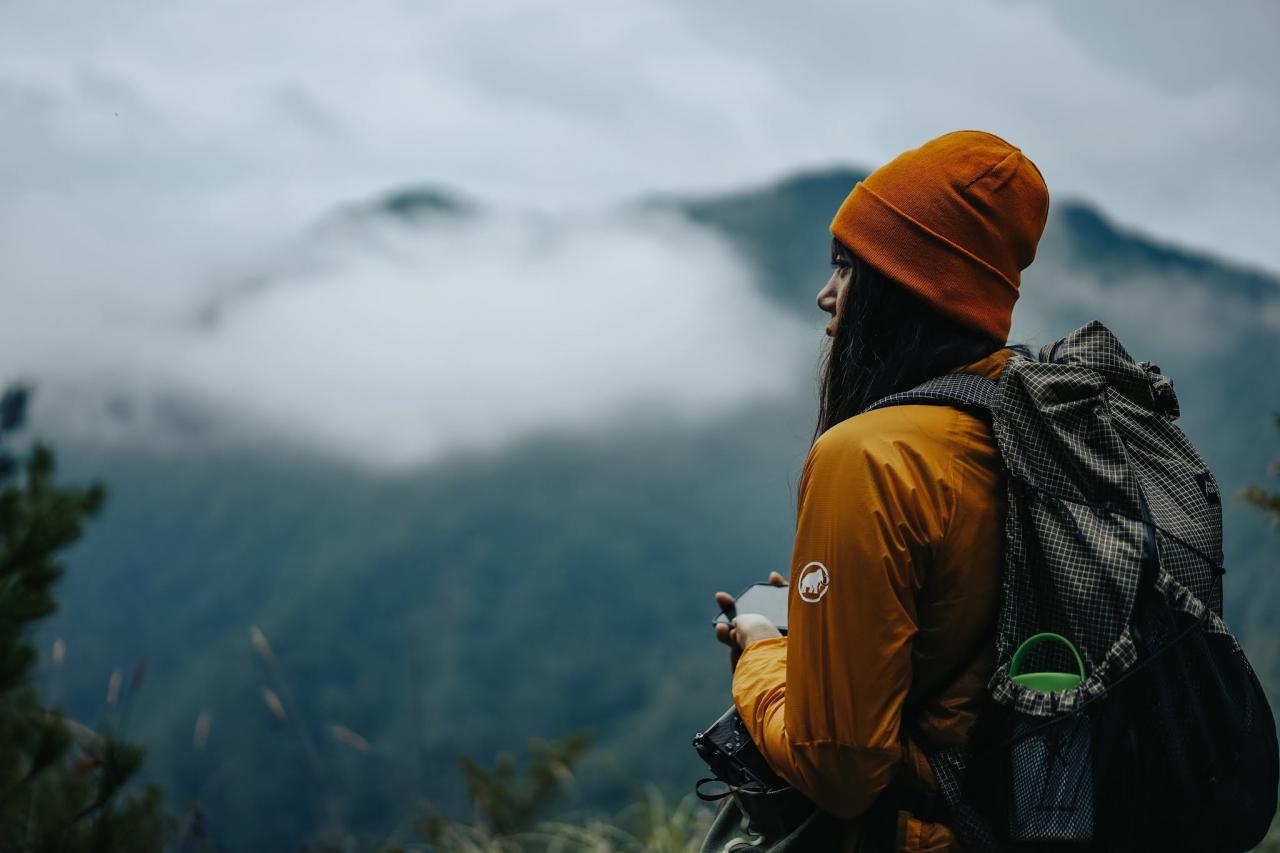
[1009,632,1086,693]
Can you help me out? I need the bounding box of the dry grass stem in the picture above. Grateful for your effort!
[262,687,287,721]
[193,709,212,749]
[106,668,123,705]
[328,724,371,753]
[249,625,275,663]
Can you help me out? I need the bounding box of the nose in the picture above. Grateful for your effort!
[816,279,838,316]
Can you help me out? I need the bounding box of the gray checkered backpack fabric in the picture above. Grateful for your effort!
[863,320,1278,852]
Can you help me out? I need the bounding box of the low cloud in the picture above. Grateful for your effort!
[3,204,817,470]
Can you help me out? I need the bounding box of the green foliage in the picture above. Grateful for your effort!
[532,786,711,853]
[0,385,169,851]
[411,736,710,853]
[452,732,594,836]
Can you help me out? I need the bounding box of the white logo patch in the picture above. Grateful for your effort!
[797,562,830,603]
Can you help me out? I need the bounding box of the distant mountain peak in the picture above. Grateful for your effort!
[374,185,478,221]
[318,184,480,231]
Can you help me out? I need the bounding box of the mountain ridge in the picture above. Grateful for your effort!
[644,165,1280,310]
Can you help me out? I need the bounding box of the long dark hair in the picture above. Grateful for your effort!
[813,237,1024,446]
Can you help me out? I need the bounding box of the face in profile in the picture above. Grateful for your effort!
[817,240,854,337]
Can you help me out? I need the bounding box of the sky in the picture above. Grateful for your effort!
[2,0,1277,467]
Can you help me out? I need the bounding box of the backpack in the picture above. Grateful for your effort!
[863,320,1279,852]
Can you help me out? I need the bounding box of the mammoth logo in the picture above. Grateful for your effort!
[797,562,830,603]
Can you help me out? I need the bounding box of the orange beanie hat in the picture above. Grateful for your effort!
[829,130,1049,342]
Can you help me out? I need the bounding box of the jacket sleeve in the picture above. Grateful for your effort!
[730,417,954,820]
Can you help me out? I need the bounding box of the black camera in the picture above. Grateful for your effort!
[692,705,815,838]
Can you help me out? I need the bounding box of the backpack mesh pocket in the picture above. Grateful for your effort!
[1008,711,1093,843]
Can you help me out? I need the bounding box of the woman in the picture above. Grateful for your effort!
[713,130,1049,851]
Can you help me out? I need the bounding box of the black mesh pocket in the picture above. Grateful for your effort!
[1008,712,1093,843]
[1091,596,1279,852]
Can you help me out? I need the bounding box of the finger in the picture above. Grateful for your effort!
[714,591,735,611]
[768,571,785,586]
[714,622,733,646]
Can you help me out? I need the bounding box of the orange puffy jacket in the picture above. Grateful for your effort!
[732,346,1015,852]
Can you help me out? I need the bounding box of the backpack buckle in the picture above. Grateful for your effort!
[1139,361,1180,419]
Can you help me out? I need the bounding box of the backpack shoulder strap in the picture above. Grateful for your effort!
[861,372,998,418]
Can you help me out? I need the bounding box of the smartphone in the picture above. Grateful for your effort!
[713,582,789,635]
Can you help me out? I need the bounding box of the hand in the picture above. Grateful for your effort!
[714,571,785,672]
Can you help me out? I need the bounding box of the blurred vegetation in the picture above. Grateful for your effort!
[447,732,594,836]
[405,733,710,853]
[0,385,168,850]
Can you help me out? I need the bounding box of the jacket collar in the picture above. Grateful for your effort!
[947,346,1016,382]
